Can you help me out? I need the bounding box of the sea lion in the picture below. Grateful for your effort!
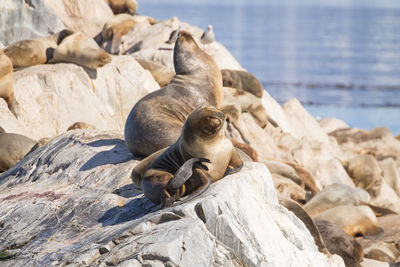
[221,69,264,98]
[67,122,96,131]
[274,175,306,202]
[4,30,73,68]
[105,0,137,15]
[314,205,384,238]
[135,58,174,87]
[279,198,330,255]
[0,132,36,172]
[0,49,15,115]
[49,32,112,69]
[101,14,137,54]
[124,30,223,157]
[133,106,244,206]
[315,219,364,267]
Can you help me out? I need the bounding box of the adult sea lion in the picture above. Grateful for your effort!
[0,49,15,115]
[0,132,36,172]
[49,32,112,69]
[221,69,264,98]
[4,30,73,68]
[101,14,137,54]
[132,106,244,206]
[105,0,137,15]
[124,31,223,157]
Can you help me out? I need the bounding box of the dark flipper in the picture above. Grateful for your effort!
[166,158,210,194]
[224,162,243,176]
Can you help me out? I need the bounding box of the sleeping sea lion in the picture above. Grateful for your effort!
[101,14,137,54]
[135,58,174,87]
[105,0,137,15]
[0,132,36,172]
[132,106,244,206]
[221,69,264,98]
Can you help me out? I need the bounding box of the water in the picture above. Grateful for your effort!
[139,0,400,134]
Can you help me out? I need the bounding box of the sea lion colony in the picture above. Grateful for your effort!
[1,1,400,265]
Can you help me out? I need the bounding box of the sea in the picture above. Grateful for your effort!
[139,0,400,134]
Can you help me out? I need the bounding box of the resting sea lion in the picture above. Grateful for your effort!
[124,31,223,157]
[0,132,36,172]
[105,0,137,15]
[135,58,174,87]
[4,30,73,68]
[101,14,137,54]
[221,69,264,98]
[0,49,15,115]
[132,106,244,206]
[67,122,96,131]
[49,32,112,69]
[314,205,384,238]
[315,219,364,267]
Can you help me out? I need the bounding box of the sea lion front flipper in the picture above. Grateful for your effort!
[224,148,244,176]
[166,157,210,194]
[230,139,258,162]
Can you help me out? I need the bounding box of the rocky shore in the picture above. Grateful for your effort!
[1,1,399,266]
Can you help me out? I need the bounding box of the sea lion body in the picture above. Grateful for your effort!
[221,69,264,98]
[4,30,73,68]
[134,106,243,205]
[314,205,383,238]
[0,49,14,113]
[135,58,174,87]
[124,31,223,157]
[102,14,137,54]
[50,32,111,69]
[105,0,137,15]
[0,133,36,172]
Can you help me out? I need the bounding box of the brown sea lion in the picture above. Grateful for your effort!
[135,58,174,87]
[4,30,73,68]
[0,49,15,115]
[221,69,264,98]
[105,0,137,15]
[0,132,36,172]
[101,14,137,54]
[132,106,244,206]
[124,31,223,157]
[67,122,96,131]
[315,219,364,267]
[314,205,384,238]
[49,32,112,69]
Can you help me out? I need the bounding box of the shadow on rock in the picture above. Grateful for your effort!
[98,194,160,227]
[80,138,134,171]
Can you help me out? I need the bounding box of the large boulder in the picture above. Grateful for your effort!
[0,56,159,140]
[0,0,64,46]
[0,130,344,266]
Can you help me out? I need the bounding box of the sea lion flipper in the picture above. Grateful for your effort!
[111,35,122,54]
[167,157,210,193]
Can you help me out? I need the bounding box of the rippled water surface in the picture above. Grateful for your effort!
[139,0,400,133]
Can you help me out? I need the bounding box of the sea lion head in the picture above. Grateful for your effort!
[182,106,225,143]
[173,31,213,75]
[85,49,112,69]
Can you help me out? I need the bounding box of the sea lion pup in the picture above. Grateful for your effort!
[135,58,174,87]
[0,132,36,172]
[221,69,264,98]
[315,219,364,267]
[105,0,137,15]
[124,30,224,157]
[67,122,96,131]
[133,106,244,206]
[49,32,112,69]
[4,30,73,68]
[0,49,15,116]
[101,14,137,54]
[279,198,330,255]
[314,205,384,238]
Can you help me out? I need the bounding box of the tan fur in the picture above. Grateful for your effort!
[4,30,73,68]
[105,0,137,15]
[314,205,383,238]
[67,122,96,131]
[0,49,14,113]
[49,32,111,69]
[221,69,264,98]
[135,58,174,87]
[0,133,36,172]
[124,31,223,157]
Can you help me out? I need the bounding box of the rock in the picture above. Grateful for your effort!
[43,0,114,37]
[0,56,159,140]
[272,174,306,202]
[361,258,390,267]
[363,241,399,263]
[0,0,64,46]
[379,158,400,198]
[0,130,343,266]
[318,117,349,134]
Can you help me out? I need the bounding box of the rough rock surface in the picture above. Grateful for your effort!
[0,0,65,46]
[0,130,344,266]
[0,56,159,140]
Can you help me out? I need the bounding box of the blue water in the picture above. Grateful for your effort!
[139,0,400,134]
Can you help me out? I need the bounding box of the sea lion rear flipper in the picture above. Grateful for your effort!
[166,158,210,194]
